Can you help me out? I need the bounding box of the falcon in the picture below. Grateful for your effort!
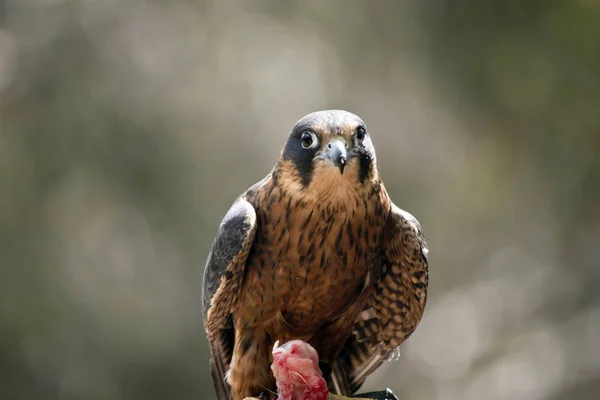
[202,110,429,400]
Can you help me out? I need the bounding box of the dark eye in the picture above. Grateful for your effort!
[356,126,366,142]
[300,132,318,149]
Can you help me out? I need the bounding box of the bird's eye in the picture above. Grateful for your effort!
[356,126,366,142]
[300,132,318,149]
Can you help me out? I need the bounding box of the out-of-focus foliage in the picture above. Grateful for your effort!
[1,1,599,399]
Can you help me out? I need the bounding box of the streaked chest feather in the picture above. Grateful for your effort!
[245,181,389,327]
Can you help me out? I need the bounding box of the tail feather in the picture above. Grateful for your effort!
[327,359,352,396]
[209,334,233,400]
[333,333,390,395]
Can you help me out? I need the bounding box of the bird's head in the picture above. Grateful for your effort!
[276,110,378,201]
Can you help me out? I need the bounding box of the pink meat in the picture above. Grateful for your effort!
[271,340,329,400]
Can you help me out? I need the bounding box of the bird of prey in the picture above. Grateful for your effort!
[202,110,429,400]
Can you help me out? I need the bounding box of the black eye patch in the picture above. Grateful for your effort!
[282,129,319,186]
[356,136,375,183]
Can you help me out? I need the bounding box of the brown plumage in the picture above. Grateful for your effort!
[202,110,429,400]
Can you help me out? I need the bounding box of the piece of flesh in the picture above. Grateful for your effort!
[270,340,329,400]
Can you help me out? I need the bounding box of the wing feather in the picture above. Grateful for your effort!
[333,203,429,393]
[202,196,258,400]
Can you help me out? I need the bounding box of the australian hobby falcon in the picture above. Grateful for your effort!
[202,110,429,400]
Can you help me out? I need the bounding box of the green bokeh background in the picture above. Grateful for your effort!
[1,1,599,399]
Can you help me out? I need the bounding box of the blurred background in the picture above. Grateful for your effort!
[1,0,600,399]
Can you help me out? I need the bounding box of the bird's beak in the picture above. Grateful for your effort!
[326,140,348,174]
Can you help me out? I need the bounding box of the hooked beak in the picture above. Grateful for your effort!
[326,140,347,174]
